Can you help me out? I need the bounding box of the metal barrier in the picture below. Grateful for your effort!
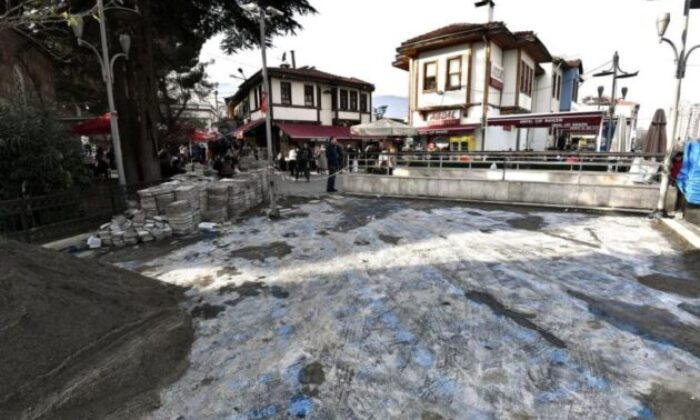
[0,180,160,244]
[346,151,665,184]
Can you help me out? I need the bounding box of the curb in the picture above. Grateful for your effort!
[661,218,700,249]
[42,232,92,252]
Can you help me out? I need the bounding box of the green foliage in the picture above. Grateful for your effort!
[0,106,90,200]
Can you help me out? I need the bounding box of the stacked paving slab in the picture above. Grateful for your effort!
[94,170,268,249]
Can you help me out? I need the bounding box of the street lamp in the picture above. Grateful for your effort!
[70,0,140,189]
[597,85,604,110]
[650,0,700,216]
[593,52,639,152]
[241,1,284,219]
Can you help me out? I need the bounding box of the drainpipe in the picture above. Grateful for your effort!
[482,35,490,152]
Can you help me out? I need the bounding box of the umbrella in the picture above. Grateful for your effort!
[351,118,417,137]
[609,115,628,153]
[71,113,111,136]
[643,109,667,154]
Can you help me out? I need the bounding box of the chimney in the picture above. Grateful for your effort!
[291,50,296,69]
[474,0,495,22]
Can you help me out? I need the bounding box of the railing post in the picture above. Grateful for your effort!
[502,158,507,181]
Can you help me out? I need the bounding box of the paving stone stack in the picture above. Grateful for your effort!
[175,185,201,225]
[223,179,251,218]
[153,185,176,215]
[96,210,172,248]
[166,200,195,235]
[137,188,158,218]
[205,183,229,222]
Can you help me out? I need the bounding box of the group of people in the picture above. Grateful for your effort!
[275,139,345,192]
[81,144,115,180]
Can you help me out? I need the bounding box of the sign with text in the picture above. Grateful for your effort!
[426,109,462,127]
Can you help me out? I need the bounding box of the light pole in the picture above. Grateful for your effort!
[593,52,639,152]
[71,0,140,188]
[651,0,700,215]
[241,2,284,219]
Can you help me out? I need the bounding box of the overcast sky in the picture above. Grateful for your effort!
[200,0,700,124]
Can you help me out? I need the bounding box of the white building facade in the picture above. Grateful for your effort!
[227,66,374,148]
[395,22,599,152]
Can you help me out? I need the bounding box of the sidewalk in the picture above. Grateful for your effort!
[661,217,700,249]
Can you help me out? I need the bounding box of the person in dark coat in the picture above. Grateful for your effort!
[296,143,311,182]
[326,138,340,193]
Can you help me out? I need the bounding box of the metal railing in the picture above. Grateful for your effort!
[344,151,666,183]
[0,180,160,244]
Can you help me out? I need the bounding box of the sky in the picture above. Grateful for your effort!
[200,0,700,124]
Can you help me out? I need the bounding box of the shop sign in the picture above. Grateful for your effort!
[490,63,504,90]
[426,109,461,127]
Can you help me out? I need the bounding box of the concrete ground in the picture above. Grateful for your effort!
[96,195,700,419]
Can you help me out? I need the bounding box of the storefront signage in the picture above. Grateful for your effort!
[490,63,504,90]
[426,109,461,127]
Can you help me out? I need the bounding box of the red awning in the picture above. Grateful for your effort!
[487,111,605,129]
[190,129,217,143]
[277,123,364,141]
[72,113,111,136]
[417,124,479,136]
[233,119,265,140]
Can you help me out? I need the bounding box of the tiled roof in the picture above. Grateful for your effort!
[402,22,499,45]
[272,66,372,87]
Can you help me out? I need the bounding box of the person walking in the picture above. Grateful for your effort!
[318,145,328,175]
[326,138,340,193]
[287,147,298,178]
[297,144,311,182]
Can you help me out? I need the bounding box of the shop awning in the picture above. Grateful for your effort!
[189,129,217,143]
[417,124,479,136]
[233,119,265,140]
[277,123,362,141]
[487,111,604,129]
[71,113,111,136]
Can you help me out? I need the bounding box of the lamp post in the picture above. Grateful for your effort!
[71,0,139,188]
[651,0,700,216]
[241,2,284,219]
[593,52,639,152]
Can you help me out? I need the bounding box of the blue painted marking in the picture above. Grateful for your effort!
[381,313,399,327]
[636,406,655,420]
[583,373,610,391]
[247,404,277,419]
[283,361,303,384]
[394,330,414,343]
[277,325,293,337]
[413,348,434,368]
[435,376,457,397]
[288,394,313,418]
[548,349,569,365]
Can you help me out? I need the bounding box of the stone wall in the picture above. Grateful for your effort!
[340,174,677,212]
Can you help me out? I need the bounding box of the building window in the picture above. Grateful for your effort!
[340,89,348,110]
[304,84,314,107]
[572,80,579,103]
[281,82,292,105]
[350,91,358,111]
[519,61,533,97]
[253,88,259,109]
[360,93,368,112]
[423,61,437,92]
[552,73,562,100]
[446,57,462,90]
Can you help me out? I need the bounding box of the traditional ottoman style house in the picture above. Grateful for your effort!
[226,64,374,152]
[394,18,602,152]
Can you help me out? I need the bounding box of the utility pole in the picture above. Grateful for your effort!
[593,52,638,152]
[242,2,284,219]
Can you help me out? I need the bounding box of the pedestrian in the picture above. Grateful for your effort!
[318,145,328,175]
[326,138,340,193]
[277,151,286,171]
[297,143,311,182]
[287,147,297,177]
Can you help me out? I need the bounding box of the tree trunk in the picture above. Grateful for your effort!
[113,0,161,184]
